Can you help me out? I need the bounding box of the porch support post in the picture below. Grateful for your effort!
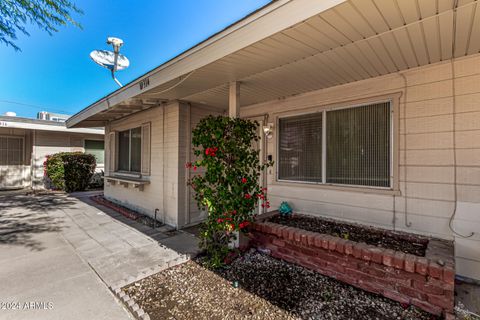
[229,81,240,118]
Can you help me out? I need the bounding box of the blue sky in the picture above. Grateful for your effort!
[0,0,270,118]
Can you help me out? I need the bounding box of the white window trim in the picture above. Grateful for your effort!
[275,98,396,191]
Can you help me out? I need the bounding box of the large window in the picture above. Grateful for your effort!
[0,136,23,166]
[278,101,391,188]
[118,127,141,172]
[84,140,105,165]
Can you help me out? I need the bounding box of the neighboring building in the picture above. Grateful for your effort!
[67,0,480,280]
[0,112,104,189]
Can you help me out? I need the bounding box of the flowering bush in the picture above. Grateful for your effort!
[188,116,273,267]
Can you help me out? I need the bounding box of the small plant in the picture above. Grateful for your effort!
[321,289,333,302]
[45,152,96,192]
[188,116,273,268]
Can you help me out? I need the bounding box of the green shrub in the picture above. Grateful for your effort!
[188,116,273,268]
[45,152,97,192]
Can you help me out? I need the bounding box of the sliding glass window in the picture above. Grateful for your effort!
[277,101,391,188]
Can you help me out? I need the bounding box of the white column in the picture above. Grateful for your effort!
[229,81,240,118]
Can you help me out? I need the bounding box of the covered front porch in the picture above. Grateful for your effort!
[67,0,480,282]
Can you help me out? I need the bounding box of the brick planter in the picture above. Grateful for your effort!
[249,213,455,317]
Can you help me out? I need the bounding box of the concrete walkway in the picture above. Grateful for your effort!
[0,191,199,320]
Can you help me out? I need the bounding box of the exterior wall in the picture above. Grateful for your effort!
[240,54,480,280]
[104,104,168,223]
[32,130,104,188]
[103,101,225,228]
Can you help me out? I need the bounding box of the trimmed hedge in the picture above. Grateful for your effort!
[45,152,97,192]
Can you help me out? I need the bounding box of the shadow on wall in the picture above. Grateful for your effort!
[0,193,75,251]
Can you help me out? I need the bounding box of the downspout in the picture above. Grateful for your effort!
[162,103,166,226]
[397,72,412,228]
[262,113,269,215]
[31,129,36,190]
[449,0,474,238]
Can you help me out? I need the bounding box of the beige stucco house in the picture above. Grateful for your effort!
[67,0,480,281]
[0,113,104,190]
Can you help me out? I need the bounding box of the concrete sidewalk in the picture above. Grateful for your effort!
[0,192,131,320]
[0,191,199,320]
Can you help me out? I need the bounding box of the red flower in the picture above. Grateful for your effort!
[217,218,224,223]
[205,147,219,157]
[241,177,247,184]
[244,194,251,199]
[193,166,197,171]
[185,162,192,168]
[239,221,250,229]
[232,210,237,215]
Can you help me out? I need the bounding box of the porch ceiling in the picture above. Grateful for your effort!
[68,0,480,127]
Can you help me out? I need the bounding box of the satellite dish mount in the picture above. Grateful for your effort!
[90,37,130,87]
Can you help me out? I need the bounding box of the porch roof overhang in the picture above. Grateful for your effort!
[67,0,480,128]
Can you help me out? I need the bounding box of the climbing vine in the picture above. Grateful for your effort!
[188,115,273,267]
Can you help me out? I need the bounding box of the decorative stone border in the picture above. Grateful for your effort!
[110,285,149,320]
[249,214,455,318]
[109,256,189,320]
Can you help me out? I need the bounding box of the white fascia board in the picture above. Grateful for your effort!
[1,121,104,134]
[66,0,346,128]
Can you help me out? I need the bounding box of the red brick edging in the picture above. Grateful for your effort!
[249,217,455,317]
[90,195,139,221]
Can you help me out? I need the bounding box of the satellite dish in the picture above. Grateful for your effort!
[90,50,130,71]
[90,37,129,87]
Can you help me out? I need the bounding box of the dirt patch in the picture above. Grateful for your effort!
[123,250,437,320]
[268,214,428,256]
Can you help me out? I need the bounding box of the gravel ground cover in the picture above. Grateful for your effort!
[269,214,427,256]
[123,250,437,320]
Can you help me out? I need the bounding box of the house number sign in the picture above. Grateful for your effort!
[139,77,150,90]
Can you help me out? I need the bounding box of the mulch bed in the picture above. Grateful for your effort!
[123,250,437,320]
[268,214,428,256]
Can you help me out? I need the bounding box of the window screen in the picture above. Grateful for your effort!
[118,130,130,171]
[0,137,23,166]
[326,102,390,187]
[130,127,142,173]
[278,113,323,182]
[117,127,142,173]
[84,140,105,165]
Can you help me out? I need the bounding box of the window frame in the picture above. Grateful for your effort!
[0,135,25,166]
[116,127,142,174]
[83,138,105,166]
[275,95,397,191]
